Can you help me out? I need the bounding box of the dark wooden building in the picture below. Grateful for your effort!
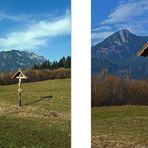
[137,43,148,57]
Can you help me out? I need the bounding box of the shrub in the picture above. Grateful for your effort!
[92,72,148,106]
[0,68,71,85]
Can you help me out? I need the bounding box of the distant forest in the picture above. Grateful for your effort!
[92,71,148,106]
[33,56,71,69]
[0,56,71,85]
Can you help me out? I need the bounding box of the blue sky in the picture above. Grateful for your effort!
[92,0,148,45]
[0,0,71,60]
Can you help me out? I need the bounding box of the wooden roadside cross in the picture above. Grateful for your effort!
[12,69,27,106]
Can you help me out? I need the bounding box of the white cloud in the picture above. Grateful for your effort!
[92,31,113,40]
[91,31,114,45]
[101,0,148,24]
[0,12,34,22]
[91,26,113,44]
[92,26,111,32]
[0,11,60,22]
[0,12,70,51]
[115,20,148,35]
[91,0,148,44]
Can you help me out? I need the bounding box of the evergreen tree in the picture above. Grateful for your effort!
[33,56,71,70]
[41,60,51,69]
[33,63,40,69]
[58,57,66,68]
[51,61,58,69]
[65,56,71,68]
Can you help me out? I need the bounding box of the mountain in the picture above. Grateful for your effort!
[92,29,148,79]
[0,50,46,72]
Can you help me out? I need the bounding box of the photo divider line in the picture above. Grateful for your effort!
[72,0,91,147]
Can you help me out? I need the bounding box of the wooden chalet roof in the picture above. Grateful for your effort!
[137,42,148,57]
[12,70,27,79]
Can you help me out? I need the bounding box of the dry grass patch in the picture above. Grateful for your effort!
[0,79,71,147]
[92,106,148,148]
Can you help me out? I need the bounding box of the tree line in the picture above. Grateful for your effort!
[0,68,71,85]
[92,71,148,107]
[0,56,71,85]
[33,56,71,70]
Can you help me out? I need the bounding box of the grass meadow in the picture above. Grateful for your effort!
[0,79,71,148]
[92,106,148,148]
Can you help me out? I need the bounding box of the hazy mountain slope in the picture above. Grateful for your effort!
[92,29,148,79]
[0,50,46,72]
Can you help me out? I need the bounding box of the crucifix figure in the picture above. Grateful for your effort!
[12,69,27,106]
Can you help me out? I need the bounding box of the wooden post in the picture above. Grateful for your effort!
[18,76,22,106]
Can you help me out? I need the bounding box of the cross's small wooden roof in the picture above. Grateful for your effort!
[12,70,27,79]
[137,42,148,57]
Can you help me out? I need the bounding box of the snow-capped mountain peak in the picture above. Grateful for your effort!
[0,50,46,72]
[91,29,148,79]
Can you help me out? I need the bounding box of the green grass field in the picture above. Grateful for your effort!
[0,79,71,148]
[92,106,148,148]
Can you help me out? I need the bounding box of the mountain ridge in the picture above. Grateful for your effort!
[92,29,148,79]
[0,50,46,72]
